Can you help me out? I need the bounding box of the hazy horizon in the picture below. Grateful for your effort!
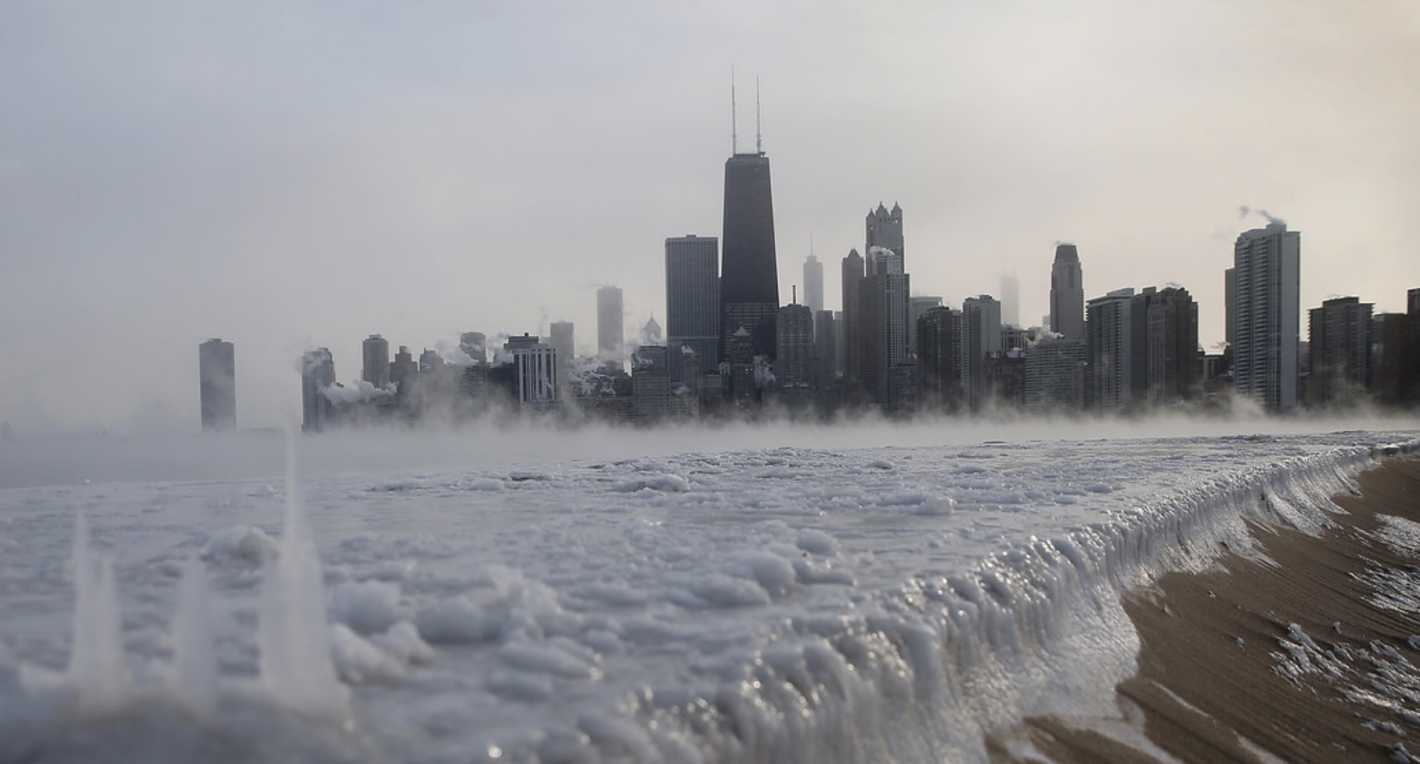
[3,1,1417,431]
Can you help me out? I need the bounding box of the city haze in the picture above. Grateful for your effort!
[2,1,1417,430]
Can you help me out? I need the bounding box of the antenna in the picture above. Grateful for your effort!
[755,76,762,154]
[793,284,797,304]
[809,232,815,256]
[730,66,738,154]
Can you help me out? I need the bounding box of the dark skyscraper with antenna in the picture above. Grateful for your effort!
[720,77,779,358]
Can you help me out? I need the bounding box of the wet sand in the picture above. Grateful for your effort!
[990,457,1420,763]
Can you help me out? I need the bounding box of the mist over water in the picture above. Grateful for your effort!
[2,411,1417,490]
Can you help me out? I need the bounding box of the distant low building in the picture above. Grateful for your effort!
[507,334,557,410]
[632,345,671,421]
[1025,336,1086,412]
[301,347,335,432]
[199,338,236,431]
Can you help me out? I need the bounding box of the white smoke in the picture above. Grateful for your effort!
[321,381,395,405]
[1238,205,1286,227]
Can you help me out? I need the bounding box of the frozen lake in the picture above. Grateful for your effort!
[1,424,1417,762]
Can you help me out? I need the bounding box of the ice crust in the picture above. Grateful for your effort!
[0,432,1416,762]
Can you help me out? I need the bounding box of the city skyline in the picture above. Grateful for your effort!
[2,2,1417,430]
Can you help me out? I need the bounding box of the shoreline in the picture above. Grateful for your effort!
[991,456,1420,762]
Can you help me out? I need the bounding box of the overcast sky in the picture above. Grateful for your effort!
[2,1,1416,431]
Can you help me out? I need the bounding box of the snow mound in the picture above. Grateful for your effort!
[612,473,689,493]
[201,525,277,566]
[331,580,403,634]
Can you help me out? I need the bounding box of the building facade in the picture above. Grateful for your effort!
[860,250,910,405]
[865,202,904,268]
[199,338,236,431]
[1025,336,1087,411]
[362,334,390,388]
[1086,288,1138,411]
[775,303,814,389]
[665,235,720,382]
[908,296,943,360]
[813,310,836,388]
[803,254,824,314]
[1050,244,1085,340]
[1145,287,1200,403]
[507,335,557,409]
[632,345,670,421]
[301,347,335,432]
[549,321,575,390]
[1230,223,1300,411]
[597,286,624,364]
[916,306,963,410]
[961,295,1002,409]
[841,249,865,382]
[721,152,779,358]
[1307,296,1372,405]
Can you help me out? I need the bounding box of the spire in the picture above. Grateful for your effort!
[755,77,762,154]
[730,66,738,155]
[792,284,797,304]
[809,232,815,257]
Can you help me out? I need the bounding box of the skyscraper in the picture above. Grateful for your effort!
[865,203,904,270]
[419,348,442,373]
[917,306,963,410]
[1086,288,1138,411]
[832,310,845,378]
[841,249,864,382]
[198,338,235,431]
[1231,223,1300,411]
[1025,336,1087,411]
[1050,244,1085,340]
[549,321,575,389]
[1000,273,1021,327]
[813,310,836,387]
[803,253,824,314]
[301,347,335,432]
[665,235,720,381]
[721,148,778,359]
[392,345,417,396]
[362,334,390,388]
[860,248,910,405]
[460,332,487,366]
[775,302,814,389]
[1307,296,1371,405]
[1224,268,1236,346]
[1146,287,1200,403]
[507,334,557,409]
[908,296,943,358]
[961,296,1002,409]
[632,345,670,421]
[597,286,625,364]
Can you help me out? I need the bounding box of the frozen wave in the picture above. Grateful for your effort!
[0,432,1416,762]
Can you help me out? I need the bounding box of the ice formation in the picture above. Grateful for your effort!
[0,430,1415,762]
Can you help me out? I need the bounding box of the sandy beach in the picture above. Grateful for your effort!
[992,457,1420,763]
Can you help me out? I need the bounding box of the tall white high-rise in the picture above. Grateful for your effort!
[1230,222,1300,411]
